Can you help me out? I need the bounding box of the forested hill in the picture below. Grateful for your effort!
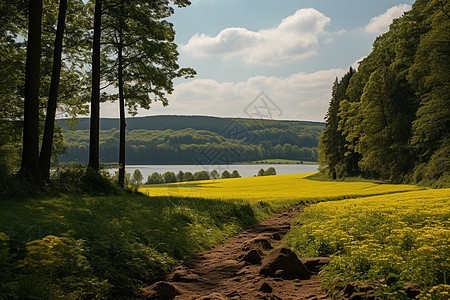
[319,0,449,187]
[59,115,325,164]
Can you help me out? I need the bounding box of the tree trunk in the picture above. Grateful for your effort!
[118,38,126,188]
[88,0,102,172]
[20,0,42,182]
[39,0,67,181]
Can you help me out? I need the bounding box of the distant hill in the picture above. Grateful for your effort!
[59,115,325,164]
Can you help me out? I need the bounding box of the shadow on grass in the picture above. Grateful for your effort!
[0,193,280,298]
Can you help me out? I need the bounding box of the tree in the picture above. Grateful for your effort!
[221,170,231,179]
[146,172,163,184]
[88,0,102,172]
[230,170,241,178]
[20,0,43,182]
[194,170,209,181]
[101,0,195,187]
[163,171,177,183]
[176,170,184,182]
[131,169,143,186]
[39,0,67,181]
[264,167,276,176]
[183,171,194,181]
[210,170,220,179]
[257,168,265,176]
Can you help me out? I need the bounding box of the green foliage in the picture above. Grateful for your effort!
[59,116,323,164]
[264,167,277,176]
[230,170,241,178]
[256,167,277,176]
[258,168,265,176]
[194,170,210,181]
[210,170,220,179]
[163,171,177,183]
[183,172,195,181]
[0,193,280,298]
[146,172,164,184]
[131,169,143,187]
[319,0,449,187]
[221,170,231,179]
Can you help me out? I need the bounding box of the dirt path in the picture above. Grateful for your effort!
[143,206,329,300]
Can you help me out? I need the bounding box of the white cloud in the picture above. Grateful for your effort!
[181,8,331,66]
[100,68,346,122]
[365,4,411,34]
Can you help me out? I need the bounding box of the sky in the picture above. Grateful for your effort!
[100,0,414,122]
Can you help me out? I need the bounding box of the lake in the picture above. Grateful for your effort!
[110,164,319,180]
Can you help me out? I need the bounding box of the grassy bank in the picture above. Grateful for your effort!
[234,159,318,165]
[284,189,450,298]
[0,194,283,299]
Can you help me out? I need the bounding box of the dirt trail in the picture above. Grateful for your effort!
[144,206,329,299]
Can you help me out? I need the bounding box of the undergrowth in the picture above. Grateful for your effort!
[0,193,284,298]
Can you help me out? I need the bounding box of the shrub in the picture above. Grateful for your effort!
[194,170,210,181]
[183,172,195,181]
[230,170,241,178]
[221,170,231,179]
[146,172,164,184]
[163,172,177,183]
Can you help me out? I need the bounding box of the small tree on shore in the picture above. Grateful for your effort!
[257,168,265,176]
[183,172,195,181]
[210,170,220,179]
[265,167,276,176]
[131,169,143,186]
[163,171,177,183]
[221,170,231,179]
[230,170,241,178]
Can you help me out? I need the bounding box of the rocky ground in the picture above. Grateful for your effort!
[142,206,331,300]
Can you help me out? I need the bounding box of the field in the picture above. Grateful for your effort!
[284,189,450,298]
[141,173,423,203]
[1,173,445,298]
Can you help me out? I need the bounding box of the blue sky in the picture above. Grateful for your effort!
[101,0,414,122]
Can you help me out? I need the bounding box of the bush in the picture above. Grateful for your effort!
[194,170,210,181]
[163,172,177,183]
[230,170,241,178]
[131,169,143,187]
[221,170,231,179]
[257,168,265,176]
[146,172,164,184]
[210,170,220,179]
[183,172,195,181]
[264,167,276,176]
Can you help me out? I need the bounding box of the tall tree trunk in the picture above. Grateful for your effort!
[39,0,67,181]
[88,0,102,172]
[20,0,42,182]
[118,38,126,188]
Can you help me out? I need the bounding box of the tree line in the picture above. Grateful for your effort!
[60,127,320,164]
[127,166,276,185]
[319,0,449,187]
[0,0,195,188]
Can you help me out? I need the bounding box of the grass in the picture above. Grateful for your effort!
[0,172,433,298]
[141,173,424,203]
[0,194,281,299]
[284,189,450,298]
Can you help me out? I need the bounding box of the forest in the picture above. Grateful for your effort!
[319,0,449,188]
[59,116,323,164]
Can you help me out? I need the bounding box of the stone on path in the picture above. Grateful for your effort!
[259,247,310,279]
[142,281,181,299]
[239,249,264,264]
[242,235,272,251]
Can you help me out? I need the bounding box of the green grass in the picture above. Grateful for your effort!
[0,193,288,299]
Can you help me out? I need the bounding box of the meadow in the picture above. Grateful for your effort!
[0,173,442,299]
[284,189,450,298]
[141,173,423,203]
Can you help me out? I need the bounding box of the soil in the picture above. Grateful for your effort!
[144,206,329,300]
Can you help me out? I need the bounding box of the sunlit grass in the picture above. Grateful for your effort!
[141,173,424,202]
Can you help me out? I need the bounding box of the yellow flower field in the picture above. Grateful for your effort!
[284,189,450,293]
[141,173,423,203]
